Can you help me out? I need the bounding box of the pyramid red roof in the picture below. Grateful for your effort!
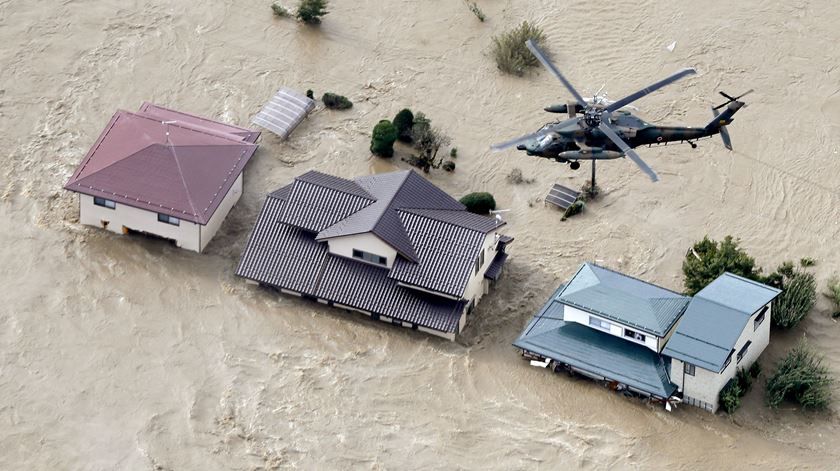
[64,104,259,224]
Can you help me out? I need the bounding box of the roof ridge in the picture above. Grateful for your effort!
[298,170,376,201]
[687,293,754,315]
[587,262,687,297]
[369,170,413,228]
[167,144,201,221]
[131,110,257,145]
[717,272,782,293]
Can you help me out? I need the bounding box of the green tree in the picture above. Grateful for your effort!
[765,340,832,410]
[460,192,496,214]
[370,120,398,158]
[393,108,414,142]
[682,236,763,296]
[297,0,328,24]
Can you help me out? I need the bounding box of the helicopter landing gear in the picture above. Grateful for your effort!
[689,141,697,149]
[570,161,581,170]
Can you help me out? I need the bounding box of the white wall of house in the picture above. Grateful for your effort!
[563,305,660,352]
[326,232,398,268]
[79,194,201,252]
[462,232,496,305]
[199,173,243,252]
[671,302,772,413]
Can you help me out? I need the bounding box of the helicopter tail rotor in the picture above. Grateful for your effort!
[711,107,733,150]
[713,89,753,110]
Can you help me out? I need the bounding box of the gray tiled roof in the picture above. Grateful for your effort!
[235,172,494,333]
[268,169,501,297]
[315,256,466,333]
[278,174,374,233]
[388,210,487,297]
[236,196,328,293]
[662,273,780,372]
[558,263,690,336]
[484,252,508,281]
[515,285,677,399]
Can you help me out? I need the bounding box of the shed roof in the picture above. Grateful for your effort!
[662,273,780,372]
[515,285,677,399]
[64,106,258,224]
[557,263,690,336]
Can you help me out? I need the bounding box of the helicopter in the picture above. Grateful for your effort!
[492,40,752,182]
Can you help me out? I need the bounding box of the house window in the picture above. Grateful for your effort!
[474,250,485,275]
[754,305,768,331]
[158,213,180,226]
[624,328,646,342]
[352,249,387,266]
[94,197,116,209]
[684,362,695,376]
[737,341,752,364]
[588,316,611,331]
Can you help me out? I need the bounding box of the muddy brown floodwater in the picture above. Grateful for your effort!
[2,0,839,469]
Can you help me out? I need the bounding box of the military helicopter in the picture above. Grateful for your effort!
[492,40,751,182]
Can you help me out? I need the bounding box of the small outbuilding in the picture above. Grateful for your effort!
[64,103,260,252]
[236,169,512,340]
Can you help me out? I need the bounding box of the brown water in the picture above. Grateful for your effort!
[2,0,839,469]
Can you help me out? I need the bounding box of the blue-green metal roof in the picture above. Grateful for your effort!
[514,285,677,399]
[662,273,781,372]
[557,263,689,336]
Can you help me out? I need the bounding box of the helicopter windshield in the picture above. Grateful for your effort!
[538,134,554,147]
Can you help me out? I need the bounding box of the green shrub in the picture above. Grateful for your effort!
[719,379,743,414]
[297,0,328,24]
[408,112,451,171]
[393,108,414,142]
[460,192,496,214]
[682,236,763,296]
[736,367,754,392]
[306,89,314,100]
[491,21,546,76]
[322,92,353,110]
[825,274,840,318]
[772,270,816,329]
[765,340,833,410]
[561,200,584,221]
[800,257,816,267]
[272,2,291,17]
[370,120,398,158]
[748,361,762,379]
[443,160,456,172]
[465,1,486,22]
[450,147,458,158]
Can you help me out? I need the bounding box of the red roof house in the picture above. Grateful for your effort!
[64,103,260,252]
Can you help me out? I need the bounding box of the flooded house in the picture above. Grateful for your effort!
[236,169,512,340]
[515,263,780,413]
[64,103,259,252]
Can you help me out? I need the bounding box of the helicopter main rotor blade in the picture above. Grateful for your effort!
[605,68,696,113]
[598,122,659,182]
[490,117,579,151]
[490,130,545,151]
[525,39,587,106]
